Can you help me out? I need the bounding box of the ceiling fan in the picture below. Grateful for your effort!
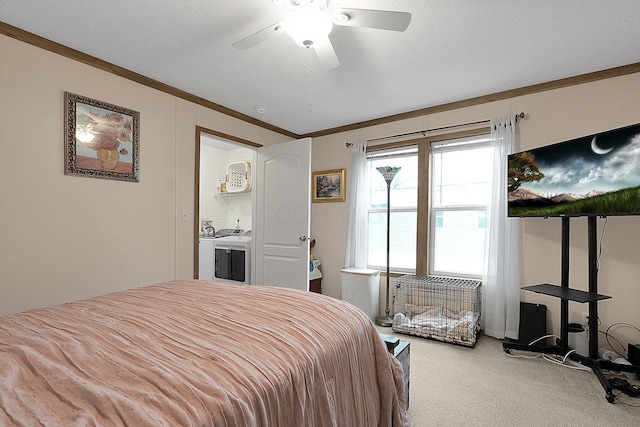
[232,0,412,69]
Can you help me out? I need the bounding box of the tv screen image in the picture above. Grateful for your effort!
[508,122,640,217]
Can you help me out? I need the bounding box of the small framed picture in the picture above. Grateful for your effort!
[64,92,140,182]
[312,168,346,203]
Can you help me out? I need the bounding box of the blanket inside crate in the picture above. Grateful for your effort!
[393,303,480,346]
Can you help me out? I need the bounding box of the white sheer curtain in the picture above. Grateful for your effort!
[482,116,521,339]
[344,141,369,269]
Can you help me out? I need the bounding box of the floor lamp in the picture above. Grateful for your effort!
[374,166,401,327]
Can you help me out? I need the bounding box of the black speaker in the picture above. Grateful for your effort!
[515,302,548,346]
[629,343,640,366]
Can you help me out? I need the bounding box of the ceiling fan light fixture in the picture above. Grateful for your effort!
[283,6,333,47]
[272,0,324,9]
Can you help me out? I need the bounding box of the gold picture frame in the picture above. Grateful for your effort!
[312,168,346,203]
[64,92,140,182]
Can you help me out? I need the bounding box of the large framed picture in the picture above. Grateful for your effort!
[312,168,346,203]
[64,92,140,182]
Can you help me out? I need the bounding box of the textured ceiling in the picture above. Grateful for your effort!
[2,0,639,135]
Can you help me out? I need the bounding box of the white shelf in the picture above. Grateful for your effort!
[214,191,251,212]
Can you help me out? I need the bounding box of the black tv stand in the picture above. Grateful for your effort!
[503,216,640,403]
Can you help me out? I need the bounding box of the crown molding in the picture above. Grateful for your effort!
[3,21,639,140]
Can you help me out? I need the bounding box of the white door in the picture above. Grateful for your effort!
[253,138,311,291]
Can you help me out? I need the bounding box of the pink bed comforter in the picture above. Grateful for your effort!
[0,280,408,426]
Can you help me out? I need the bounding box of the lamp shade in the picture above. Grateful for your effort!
[376,166,401,184]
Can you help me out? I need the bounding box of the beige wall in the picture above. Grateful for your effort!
[0,34,288,315]
[311,73,640,348]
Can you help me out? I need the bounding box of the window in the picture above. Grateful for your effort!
[367,148,418,272]
[364,131,492,277]
[429,135,492,278]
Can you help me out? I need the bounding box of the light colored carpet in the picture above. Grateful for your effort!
[377,327,640,426]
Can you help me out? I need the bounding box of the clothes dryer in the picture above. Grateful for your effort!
[214,235,251,284]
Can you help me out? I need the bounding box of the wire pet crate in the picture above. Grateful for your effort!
[392,275,482,347]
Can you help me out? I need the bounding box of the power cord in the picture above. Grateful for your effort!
[599,328,627,357]
[542,351,592,372]
[528,334,558,346]
[503,335,591,371]
[615,398,640,407]
[503,350,543,360]
[596,216,607,273]
[604,322,640,358]
[611,391,640,407]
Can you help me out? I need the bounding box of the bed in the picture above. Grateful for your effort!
[0,280,408,426]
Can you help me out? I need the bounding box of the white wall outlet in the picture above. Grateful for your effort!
[582,312,589,325]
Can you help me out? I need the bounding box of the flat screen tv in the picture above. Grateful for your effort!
[508,122,640,217]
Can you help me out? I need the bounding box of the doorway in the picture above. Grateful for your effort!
[194,128,313,291]
[194,127,260,279]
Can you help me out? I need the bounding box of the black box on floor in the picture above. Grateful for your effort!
[394,341,410,410]
[513,302,548,346]
[629,343,640,365]
[380,333,399,353]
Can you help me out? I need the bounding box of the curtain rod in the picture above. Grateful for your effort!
[345,112,525,147]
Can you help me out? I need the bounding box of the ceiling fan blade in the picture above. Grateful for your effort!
[313,36,340,69]
[332,8,412,32]
[232,22,284,50]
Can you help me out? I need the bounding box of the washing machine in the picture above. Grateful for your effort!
[214,232,251,284]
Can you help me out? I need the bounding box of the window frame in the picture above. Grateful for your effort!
[364,127,492,276]
[366,147,418,273]
[428,134,493,279]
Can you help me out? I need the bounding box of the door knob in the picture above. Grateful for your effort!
[299,236,308,242]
